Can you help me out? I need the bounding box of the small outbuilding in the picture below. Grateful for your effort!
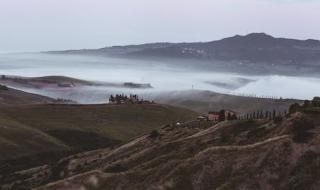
[197,115,208,121]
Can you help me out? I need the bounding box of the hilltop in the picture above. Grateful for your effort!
[29,76,94,85]
[0,85,53,105]
[0,75,153,90]
[47,33,320,75]
[3,100,320,190]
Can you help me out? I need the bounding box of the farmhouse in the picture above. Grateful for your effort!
[208,111,220,121]
[208,110,237,122]
[222,110,238,121]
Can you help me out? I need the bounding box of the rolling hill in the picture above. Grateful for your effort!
[153,90,302,114]
[0,75,153,90]
[0,87,198,175]
[3,100,320,190]
[0,86,53,105]
[47,33,320,75]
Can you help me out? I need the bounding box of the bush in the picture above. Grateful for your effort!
[274,116,283,124]
[149,130,160,138]
[291,116,315,143]
[104,163,128,173]
[0,85,8,90]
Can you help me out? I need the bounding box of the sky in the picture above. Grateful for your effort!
[1,0,320,52]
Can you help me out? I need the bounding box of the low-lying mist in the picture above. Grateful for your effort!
[1,53,320,103]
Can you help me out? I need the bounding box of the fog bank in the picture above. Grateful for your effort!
[0,53,319,101]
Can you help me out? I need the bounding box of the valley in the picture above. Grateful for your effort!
[0,33,319,190]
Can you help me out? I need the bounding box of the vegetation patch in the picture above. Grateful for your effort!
[149,130,160,139]
[47,130,121,151]
[291,115,315,143]
[0,85,8,90]
[104,163,128,173]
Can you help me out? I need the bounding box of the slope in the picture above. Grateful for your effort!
[17,105,320,190]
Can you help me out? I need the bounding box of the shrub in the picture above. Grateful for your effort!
[104,163,128,173]
[291,116,315,143]
[0,85,8,90]
[289,103,302,115]
[149,130,160,138]
[274,116,283,124]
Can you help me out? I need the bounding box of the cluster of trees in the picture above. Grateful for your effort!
[109,94,139,104]
[289,97,320,114]
[233,93,287,101]
[0,84,8,90]
[53,98,76,104]
[239,109,288,121]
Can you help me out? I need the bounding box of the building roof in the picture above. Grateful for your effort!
[208,111,219,115]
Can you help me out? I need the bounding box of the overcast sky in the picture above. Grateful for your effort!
[1,0,320,52]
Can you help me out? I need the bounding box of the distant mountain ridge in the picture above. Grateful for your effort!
[48,33,320,64]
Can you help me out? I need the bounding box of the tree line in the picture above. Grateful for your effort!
[107,94,152,105]
[238,109,288,121]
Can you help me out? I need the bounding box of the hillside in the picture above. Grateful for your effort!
[30,76,94,85]
[0,86,53,105]
[0,75,153,90]
[153,90,302,114]
[47,33,320,75]
[0,103,198,175]
[5,101,320,190]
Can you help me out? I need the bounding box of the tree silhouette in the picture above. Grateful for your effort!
[272,110,276,119]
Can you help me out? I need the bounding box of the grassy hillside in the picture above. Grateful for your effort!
[0,103,198,174]
[0,87,53,105]
[17,105,320,190]
[154,90,302,114]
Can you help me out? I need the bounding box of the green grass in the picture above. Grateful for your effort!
[0,88,53,105]
[0,114,68,161]
[0,104,197,141]
[0,103,197,173]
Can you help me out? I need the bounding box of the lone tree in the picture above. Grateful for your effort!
[219,110,226,121]
[149,130,160,138]
[265,111,269,119]
[227,113,237,120]
[272,110,276,119]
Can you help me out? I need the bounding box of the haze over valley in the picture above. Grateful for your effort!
[2,33,320,104]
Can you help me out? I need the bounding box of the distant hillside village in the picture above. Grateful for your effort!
[108,94,154,104]
[200,97,320,124]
